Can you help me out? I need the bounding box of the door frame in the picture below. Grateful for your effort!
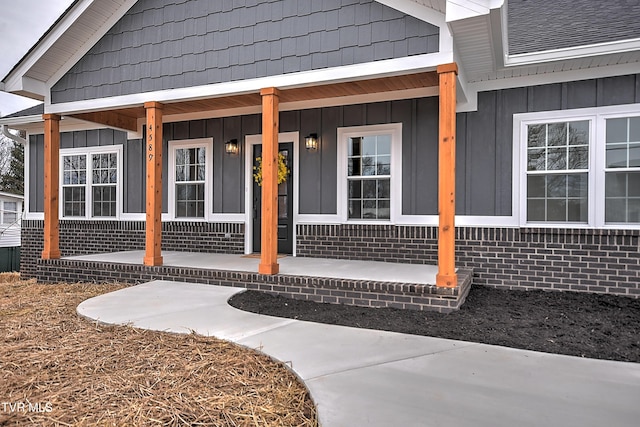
[244,132,299,256]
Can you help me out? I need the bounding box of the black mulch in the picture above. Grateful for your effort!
[229,285,640,363]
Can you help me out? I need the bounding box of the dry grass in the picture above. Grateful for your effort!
[0,273,317,426]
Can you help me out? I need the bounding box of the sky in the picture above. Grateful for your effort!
[0,0,74,116]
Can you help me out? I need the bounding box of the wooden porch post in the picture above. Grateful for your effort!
[143,102,164,266]
[42,114,61,259]
[436,63,458,288]
[258,87,280,275]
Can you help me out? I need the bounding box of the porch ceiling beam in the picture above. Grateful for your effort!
[143,102,164,267]
[70,110,138,133]
[436,63,458,288]
[42,114,61,260]
[258,87,280,275]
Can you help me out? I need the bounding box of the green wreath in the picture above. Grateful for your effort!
[253,153,290,186]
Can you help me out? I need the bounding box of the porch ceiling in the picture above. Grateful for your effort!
[69,71,439,131]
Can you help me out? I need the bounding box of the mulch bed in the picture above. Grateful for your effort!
[0,273,317,426]
[229,285,640,363]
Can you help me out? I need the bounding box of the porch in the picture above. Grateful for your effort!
[39,251,473,312]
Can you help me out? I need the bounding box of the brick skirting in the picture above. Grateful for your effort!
[297,224,640,297]
[36,258,473,313]
[21,220,244,279]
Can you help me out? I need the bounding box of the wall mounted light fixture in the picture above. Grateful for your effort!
[225,139,239,155]
[305,133,318,150]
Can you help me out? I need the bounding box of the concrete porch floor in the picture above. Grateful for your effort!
[65,250,440,285]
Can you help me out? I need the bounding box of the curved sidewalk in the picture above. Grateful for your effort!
[77,280,640,427]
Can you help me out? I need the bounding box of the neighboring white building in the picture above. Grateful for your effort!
[0,191,23,248]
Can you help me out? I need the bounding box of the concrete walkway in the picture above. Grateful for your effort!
[77,280,640,427]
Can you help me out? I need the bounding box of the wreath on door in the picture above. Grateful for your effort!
[253,153,290,186]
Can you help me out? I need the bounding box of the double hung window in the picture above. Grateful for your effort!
[61,147,121,219]
[338,124,401,223]
[1,201,18,224]
[169,139,212,220]
[518,106,640,228]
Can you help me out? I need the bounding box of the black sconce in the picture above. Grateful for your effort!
[225,139,239,155]
[305,133,318,150]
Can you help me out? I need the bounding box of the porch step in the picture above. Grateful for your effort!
[38,257,473,313]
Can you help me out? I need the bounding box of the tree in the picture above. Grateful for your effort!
[0,131,25,195]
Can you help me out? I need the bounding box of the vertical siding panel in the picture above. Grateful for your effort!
[86,129,100,147]
[125,138,144,213]
[598,75,636,106]
[466,91,497,215]
[343,104,365,127]
[73,131,87,148]
[207,118,224,213]
[455,112,467,214]
[530,83,562,111]
[280,110,299,133]
[189,119,206,138]
[365,102,387,124]
[566,79,597,109]
[60,132,74,149]
[391,99,414,215]
[299,108,322,214]
[162,123,170,213]
[239,114,260,213]
[222,116,242,213]
[414,97,438,215]
[321,106,340,214]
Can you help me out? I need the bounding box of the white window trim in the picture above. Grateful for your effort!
[514,103,640,230]
[59,145,123,220]
[167,138,214,221]
[337,123,403,224]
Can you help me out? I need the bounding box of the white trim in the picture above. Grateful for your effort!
[44,52,453,115]
[24,134,32,215]
[24,212,44,221]
[297,214,342,224]
[337,123,403,223]
[59,145,123,220]
[505,38,640,68]
[167,138,214,221]
[244,132,299,255]
[514,103,640,230]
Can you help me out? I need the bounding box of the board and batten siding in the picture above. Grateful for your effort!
[51,0,439,104]
[28,73,640,219]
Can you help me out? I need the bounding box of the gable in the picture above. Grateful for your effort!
[508,0,640,55]
[51,0,440,104]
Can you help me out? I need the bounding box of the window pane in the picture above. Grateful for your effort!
[362,157,376,176]
[362,137,376,155]
[527,148,545,171]
[567,199,587,222]
[568,146,588,169]
[377,155,391,175]
[630,144,640,168]
[175,183,204,218]
[377,200,390,220]
[567,174,588,198]
[569,121,589,145]
[548,123,567,146]
[605,172,640,223]
[527,199,545,221]
[348,158,361,176]
[92,186,116,217]
[349,137,361,156]
[547,148,566,170]
[527,124,545,147]
[378,179,390,199]
[547,199,567,222]
[377,135,391,155]
[363,180,377,199]
[630,117,640,142]
[348,180,361,198]
[606,144,628,168]
[547,175,566,198]
[606,118,627,143]
[527,175,545,197]
[348,200,361,219]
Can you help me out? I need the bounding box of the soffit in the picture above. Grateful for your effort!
[72,71,439,122]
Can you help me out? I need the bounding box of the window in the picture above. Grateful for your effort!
[517,105,640,228]
[60,147,121,219]
[338,124,402,223]
[604,117,640,223]
[2,201,18,224]
[347,135,391,220]
[526,120,589,222]
[169,139,212,220]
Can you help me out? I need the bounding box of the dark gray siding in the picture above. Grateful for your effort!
[51,0,439,103]
[28,135,44,213]
[455,73,640,216]
[508,0,640,55]
[30,73,640,217]
[163,116,261,213]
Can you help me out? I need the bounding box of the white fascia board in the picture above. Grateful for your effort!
[505,38,640,67]
[45,52,454,115]
[0,115,43,127]
[377,0,453,53]
[446,0,504,22]
[468,61,640,94]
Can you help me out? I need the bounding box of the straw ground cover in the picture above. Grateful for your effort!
[0,273,317,426]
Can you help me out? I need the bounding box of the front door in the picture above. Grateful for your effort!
[252,142,293,254]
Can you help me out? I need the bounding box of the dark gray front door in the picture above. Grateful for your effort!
[252,142,293,254]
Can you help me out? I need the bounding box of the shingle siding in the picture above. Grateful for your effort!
[51,0,439,103]
[508,0,640,55]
